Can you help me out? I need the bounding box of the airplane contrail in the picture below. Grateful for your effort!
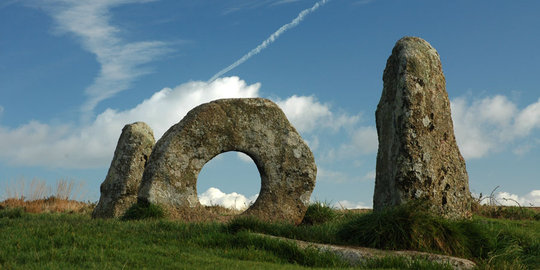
[209,0,330,82]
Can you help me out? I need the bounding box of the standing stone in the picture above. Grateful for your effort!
[137,98,317,224]
[374,37,472,219]
[93,122,155,218]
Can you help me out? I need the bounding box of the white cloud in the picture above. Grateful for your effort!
[451,95,540,159]
[0,76,359,169]
[323,126,378,162]
[317,168,352,183]
[276,95,359,133]
[317,167,373,183]
[362,170,376,181]
[0,77,258,168]
[198,187,258,210]
[0,106,4,117]
[334,200,371,209]
[348,126,378,154]
[482,190,540,207]
[305,136,320,151]
[515,98,540,137]
[39,0,171,113]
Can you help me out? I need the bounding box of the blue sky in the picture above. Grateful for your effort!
[1,0,539,208]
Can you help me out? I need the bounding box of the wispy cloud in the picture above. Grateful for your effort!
[271,0,303,6]
[0,0,20,9]
[38,0,171,114]
[209,0,331,82]
[222,0,300,15]
[353,0,374,5]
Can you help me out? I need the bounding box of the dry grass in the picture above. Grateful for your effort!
[0,197,93,214]
[0,178,94,215]
[158,204,246,223]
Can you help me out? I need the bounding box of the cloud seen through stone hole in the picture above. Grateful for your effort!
[198,187,258,210]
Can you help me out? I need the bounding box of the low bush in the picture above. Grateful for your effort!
[121,201,166,220]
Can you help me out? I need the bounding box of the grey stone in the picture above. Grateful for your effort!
[373,37,472,219]
[257,233,476,270]
[92,122,155,218]
[137,98,317,224]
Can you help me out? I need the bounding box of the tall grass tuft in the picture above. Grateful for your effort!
[3,177,50,200]
[301,201,337,225]
[337,200,471,256]
[2,177,83,201]
[55,179,75,200]
[1,178,91,214]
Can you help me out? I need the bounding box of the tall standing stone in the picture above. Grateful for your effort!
[374,37,472,219]
[92,122,155,218]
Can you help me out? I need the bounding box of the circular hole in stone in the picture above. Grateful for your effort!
[196,151,260,215]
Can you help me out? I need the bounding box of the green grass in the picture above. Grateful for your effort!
[337,201,470,255]
[474,205,540,221]
[1,203,538,269]
[0,207,24,219]
[0,211,344,269]
[229,202,540,270]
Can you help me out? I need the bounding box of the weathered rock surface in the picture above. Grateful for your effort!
[373,37,472,219]
[256,233,476,270]
[93,122,155,218]
[137,98,317,224]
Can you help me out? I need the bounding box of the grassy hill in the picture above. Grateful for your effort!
[0,198,538,269]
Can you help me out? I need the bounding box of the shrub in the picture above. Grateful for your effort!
[121,201,166,220]
[301,202,337,225]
